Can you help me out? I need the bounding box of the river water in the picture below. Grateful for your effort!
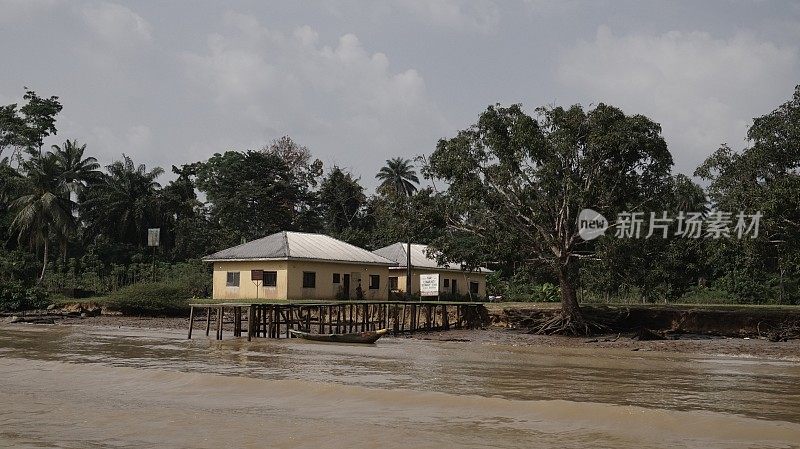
[0,324,798,448]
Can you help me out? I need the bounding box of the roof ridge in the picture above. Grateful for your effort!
[204,232,275,258]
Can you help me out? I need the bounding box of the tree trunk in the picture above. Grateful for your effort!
[38,240,48,285]
[556,259,584,323]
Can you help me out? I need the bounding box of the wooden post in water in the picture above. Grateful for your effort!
[285,307,291,338]
[361,304,366,332]
[205,307,212,336]
[247,305,253,341]
[187,306,195,339]
[256,306,261,337]
[216,306,223,340]
[426,304,432,331]
[268,305,275,338]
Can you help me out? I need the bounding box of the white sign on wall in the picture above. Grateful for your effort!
[419,273,440,296]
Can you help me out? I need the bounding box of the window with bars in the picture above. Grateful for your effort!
[226,271,240,287]
[302,272,316,288]
[369,275,380,290]
[470,281,479,295]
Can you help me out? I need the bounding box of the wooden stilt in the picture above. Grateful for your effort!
[187,306,195,339]
[216,306,223,340]
[426,304,432,331]
[247,305,253,341]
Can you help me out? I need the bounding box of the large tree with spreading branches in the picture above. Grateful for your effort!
[427,103,673,334]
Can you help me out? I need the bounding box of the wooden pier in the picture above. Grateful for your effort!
[187,301,488,341]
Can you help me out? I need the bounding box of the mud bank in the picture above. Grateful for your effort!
[493,304,800,339]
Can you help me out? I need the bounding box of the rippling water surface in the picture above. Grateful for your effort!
[1,324,799,448]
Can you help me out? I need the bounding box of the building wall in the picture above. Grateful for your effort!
[285,261,390,300]
[390,268,488,298]
[212,260,390,301]
[212,260,289,300]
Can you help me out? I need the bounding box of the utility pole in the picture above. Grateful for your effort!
[147,228,160,282]
[406,240,412,298]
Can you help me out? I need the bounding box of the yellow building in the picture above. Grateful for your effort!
[372,243,491,299]
[203,231,394,301]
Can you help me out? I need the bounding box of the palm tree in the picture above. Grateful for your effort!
[81,154,163,246]
[51,140,101,259]
[52,139,100,195]
[375,157,419,197]
[376,157,420,296]
[10,153,75,283]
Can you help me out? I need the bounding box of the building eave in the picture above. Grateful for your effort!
[204,257,394,267]
[387,266,491,274]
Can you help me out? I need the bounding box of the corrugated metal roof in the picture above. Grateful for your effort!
[372,243,492,273]
[203,231,394,265]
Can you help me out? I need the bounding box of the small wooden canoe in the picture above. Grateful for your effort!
[289,328,388,344]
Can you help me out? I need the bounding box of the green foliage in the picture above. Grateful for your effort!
[676,287,745,305]
[319,166,368,235]
[496,281,561,302]
[0,281,48,311]
[104,281,195,316]
[375,157,419,197]
[368,187,446,248]
[0,249,39,282]
[44,258,211,297]
[2,85,800,310]
[193,149,317,244]
[81,154,164,246]
[100,260,210,315]
[427,102,673,316]
[0,89,63,161]
[695,84,800,305]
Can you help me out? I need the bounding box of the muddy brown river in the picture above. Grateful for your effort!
[1,324,799,448]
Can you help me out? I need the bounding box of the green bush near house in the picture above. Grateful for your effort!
[104,280,203,316]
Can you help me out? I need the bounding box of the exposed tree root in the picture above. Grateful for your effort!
[528,313,609,336]
[758,319,800,342]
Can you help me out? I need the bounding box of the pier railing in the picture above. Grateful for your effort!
[187,301,488,340]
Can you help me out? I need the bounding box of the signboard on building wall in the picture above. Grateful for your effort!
[419,273,440,296]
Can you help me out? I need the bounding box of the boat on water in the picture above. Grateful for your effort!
[289,328,388,344]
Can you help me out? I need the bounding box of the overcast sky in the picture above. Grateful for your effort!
[2,0,799,188]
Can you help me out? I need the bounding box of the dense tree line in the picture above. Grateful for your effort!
[1,86,798,314]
